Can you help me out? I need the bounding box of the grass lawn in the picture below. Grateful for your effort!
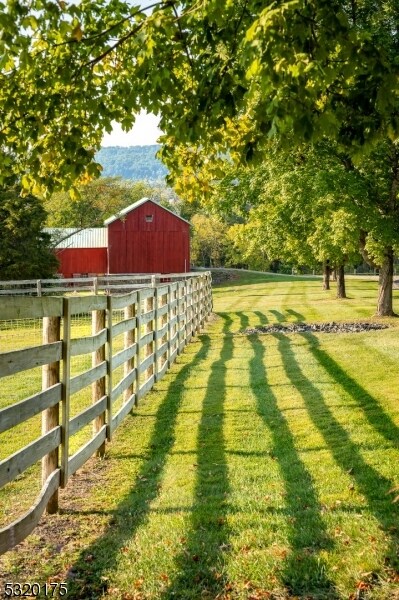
[1,272,399,599]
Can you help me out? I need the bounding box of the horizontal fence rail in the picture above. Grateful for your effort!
[0,272,201,296]
[0,273,212,554]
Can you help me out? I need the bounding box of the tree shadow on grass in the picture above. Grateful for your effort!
[286,309,306,322]
[162,315,233,598]
[254,310,269,326]
[305,335,399,448]
[230,310,268,332]
[276,332,399,578]
[248,333,338,598]
[270,309,286,323]
[65,336,212,599]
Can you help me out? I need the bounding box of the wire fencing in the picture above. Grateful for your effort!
[0,272,212,554]
[0,273,199,297]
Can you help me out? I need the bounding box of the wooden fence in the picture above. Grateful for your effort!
[0,273,212,554]
[0,272,200,296]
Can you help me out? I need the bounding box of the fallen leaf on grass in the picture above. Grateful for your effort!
[387,571,399,583]
[356,579,372,591]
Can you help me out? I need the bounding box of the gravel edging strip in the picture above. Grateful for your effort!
[243,322,389,335]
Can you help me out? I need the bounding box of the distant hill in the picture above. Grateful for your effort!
[96,145,168,181]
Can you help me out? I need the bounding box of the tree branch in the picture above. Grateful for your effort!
[75,0,177,74]
[359,230,378,269]
[51,1,164,49]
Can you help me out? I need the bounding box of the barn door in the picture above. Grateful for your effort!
[145,232,163,273]
[108,230,127,274]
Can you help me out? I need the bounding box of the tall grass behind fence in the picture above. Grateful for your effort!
[0,273,212,554]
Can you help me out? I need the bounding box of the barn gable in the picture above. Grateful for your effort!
[107,198,190,274]
[104,197,190,227]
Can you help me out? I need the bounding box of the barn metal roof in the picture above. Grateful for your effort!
[104,197,190,226]
[45,228,108,248]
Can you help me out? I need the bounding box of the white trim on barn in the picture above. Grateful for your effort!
[45,228,108,249]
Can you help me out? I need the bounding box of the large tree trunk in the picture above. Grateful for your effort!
[336,265,346,298]
[331,266,337,282]
[376,246,395,316]
[322,260,331,290]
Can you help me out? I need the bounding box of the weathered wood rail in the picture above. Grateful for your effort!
[0,272,198,296]
[0,273,212,554]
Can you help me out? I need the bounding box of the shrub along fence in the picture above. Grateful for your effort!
[0,272,212,554]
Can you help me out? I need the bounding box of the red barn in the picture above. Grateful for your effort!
[49,198,190,277]
[105,198,190,274]
[51,228,108,279]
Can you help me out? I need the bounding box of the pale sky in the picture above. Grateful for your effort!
[101,111,163,147]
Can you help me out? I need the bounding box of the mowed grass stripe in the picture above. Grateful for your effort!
[1,272,399,599]
[274,331,399,594]
[237,331,336,597]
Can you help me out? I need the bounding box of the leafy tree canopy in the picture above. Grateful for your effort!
[190,213,231,268]
[1,1,398,194]
[44,177,180,228]
[0,187,59,279]
[215,137,399,313]
[219,142,363,269]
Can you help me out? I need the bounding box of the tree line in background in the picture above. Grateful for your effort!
[1,137,399,316]
[207,137,399,316]
[1,140,398,316]
[1,1,399,316]
[1,167,395,304]
[0,178,178,280]
[95,146,167,181]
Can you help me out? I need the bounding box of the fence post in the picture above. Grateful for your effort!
[145,293,155,382]
[37,280,42,297]
[136,290,143,402]
[159,288,168,376]
[190,278,196,335]
[42,315,61,513]
[93,277,99,295]
[123,297,137,408]
[185,279,192,342]
[201,275,206,322]
[107,294,113,441]
[154,287,159,382]
[61,298,71,487]
[167,284,175,367]
[207,272,213,317]
[177,282,183,355]
[92,308,106,457]
[182,281,187,349]
[196,278,200,330]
